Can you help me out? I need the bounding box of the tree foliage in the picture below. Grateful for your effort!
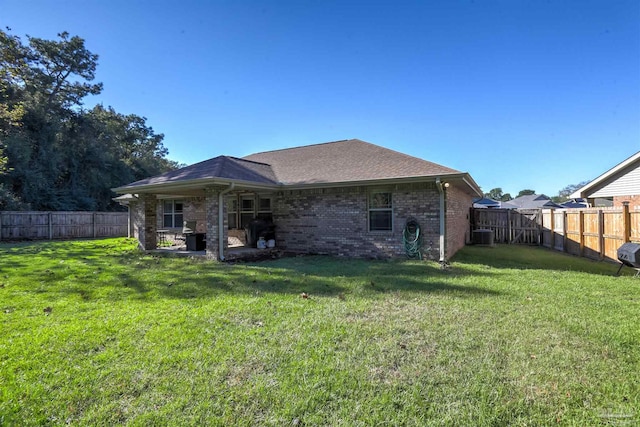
[483,187,512,201]
[0,28,177,210]
[552,181,590,203]
[516,189,536,198]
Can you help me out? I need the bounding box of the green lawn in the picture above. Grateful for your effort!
[1,238,638,426]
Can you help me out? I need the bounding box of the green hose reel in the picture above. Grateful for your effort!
[403,217,422,260]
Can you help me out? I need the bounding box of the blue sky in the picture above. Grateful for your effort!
[2,0,639,197]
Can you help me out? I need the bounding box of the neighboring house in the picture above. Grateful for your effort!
[570,151,640,207]
[473,197,501,209]
[473,197,517,209]
[508,194,564,209]
[114,139,482,261]
[560,198,590,209]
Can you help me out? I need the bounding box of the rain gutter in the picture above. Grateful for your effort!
[436,177,447,263]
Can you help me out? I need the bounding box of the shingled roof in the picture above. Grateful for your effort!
[243,139,460,184]
[115,139,477,193]
[117,155,278,190]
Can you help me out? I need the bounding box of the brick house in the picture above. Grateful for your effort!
[114,139,481,261]
[570,150,640,207]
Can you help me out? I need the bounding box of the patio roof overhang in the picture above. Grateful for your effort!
[113,172,482,197]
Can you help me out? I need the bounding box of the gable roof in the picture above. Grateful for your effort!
[570,151,640,199]
[243,139,460,185]
[114,139,480,195]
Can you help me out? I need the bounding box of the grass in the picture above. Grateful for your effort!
[0,238,638,426]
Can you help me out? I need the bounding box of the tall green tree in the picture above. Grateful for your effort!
[0,28,177,211]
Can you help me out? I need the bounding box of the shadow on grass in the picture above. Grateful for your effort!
[1,238,504,302]
[452,244,626,277]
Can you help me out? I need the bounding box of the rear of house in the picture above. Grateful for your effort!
[115,139,481,261]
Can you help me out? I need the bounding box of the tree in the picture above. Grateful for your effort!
[483,188,513,201]
[516,189,536,198]
[552,181,590,203]
[0,28,177,211]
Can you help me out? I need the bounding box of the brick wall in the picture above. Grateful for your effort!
[154,197,207,233]
[273,183,443,259]
[614,195,640,208]
[130,199,144,248]
[445,184,473,258]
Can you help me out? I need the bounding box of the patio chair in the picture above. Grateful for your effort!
[182,220,197,235]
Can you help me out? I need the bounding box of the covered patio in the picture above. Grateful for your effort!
[114,156,281,260]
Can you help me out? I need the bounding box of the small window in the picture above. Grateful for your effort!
[369,192,392,231]
[257,196,273,222]
[163,200,184,228]
[258,197,271,212]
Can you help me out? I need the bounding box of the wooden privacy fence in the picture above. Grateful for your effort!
[471,204,640,261]
[471,208,542,244]
[541,204,640,261]
[0,211,129,241]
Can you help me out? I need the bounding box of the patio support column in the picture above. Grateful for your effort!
[141,194,157,250]
[205,187,222,260]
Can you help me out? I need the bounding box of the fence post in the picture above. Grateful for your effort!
[549,209,555,250]
[93,212,97,238]
[0,211,2,241]
[48,212,53,240]
[563,210,568,252]
[623,202,631,243]
[598,209,605,260]
[578,210,585,257]
[507,210,512,243]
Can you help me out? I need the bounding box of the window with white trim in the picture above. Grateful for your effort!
[163,200,184,228]
[240,195,255,229]
[369,192,392,231]
[227,197,238,229]
[226,194,274,229]
[257,196,273,222]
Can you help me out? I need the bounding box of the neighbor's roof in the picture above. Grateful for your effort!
[114,139,480,194]
[570,151,640,199]
[509,194,563,209]
[243,139,460,184]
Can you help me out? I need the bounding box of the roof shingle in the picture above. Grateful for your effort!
[121,156,278,188]
[243,139,460,184]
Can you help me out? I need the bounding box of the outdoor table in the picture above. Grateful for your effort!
[157,229,169,246]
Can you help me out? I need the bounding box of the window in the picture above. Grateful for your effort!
[226,194,274,229]
[257,196,273,222]
[163,200,184,228]
[240,195,255,229]
[227,197,238,229]
[369,192,392,231]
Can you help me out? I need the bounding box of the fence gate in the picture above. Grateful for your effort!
[471,208,542,244]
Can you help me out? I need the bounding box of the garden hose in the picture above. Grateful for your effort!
[403,218,422,260]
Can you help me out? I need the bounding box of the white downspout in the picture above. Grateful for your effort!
[218,183,235,261]
[436,178,446,263]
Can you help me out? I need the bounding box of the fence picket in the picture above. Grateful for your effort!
[472,205,640,262]
[0,211,128,241]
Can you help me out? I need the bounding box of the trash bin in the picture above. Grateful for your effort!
[186,233,206,251]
